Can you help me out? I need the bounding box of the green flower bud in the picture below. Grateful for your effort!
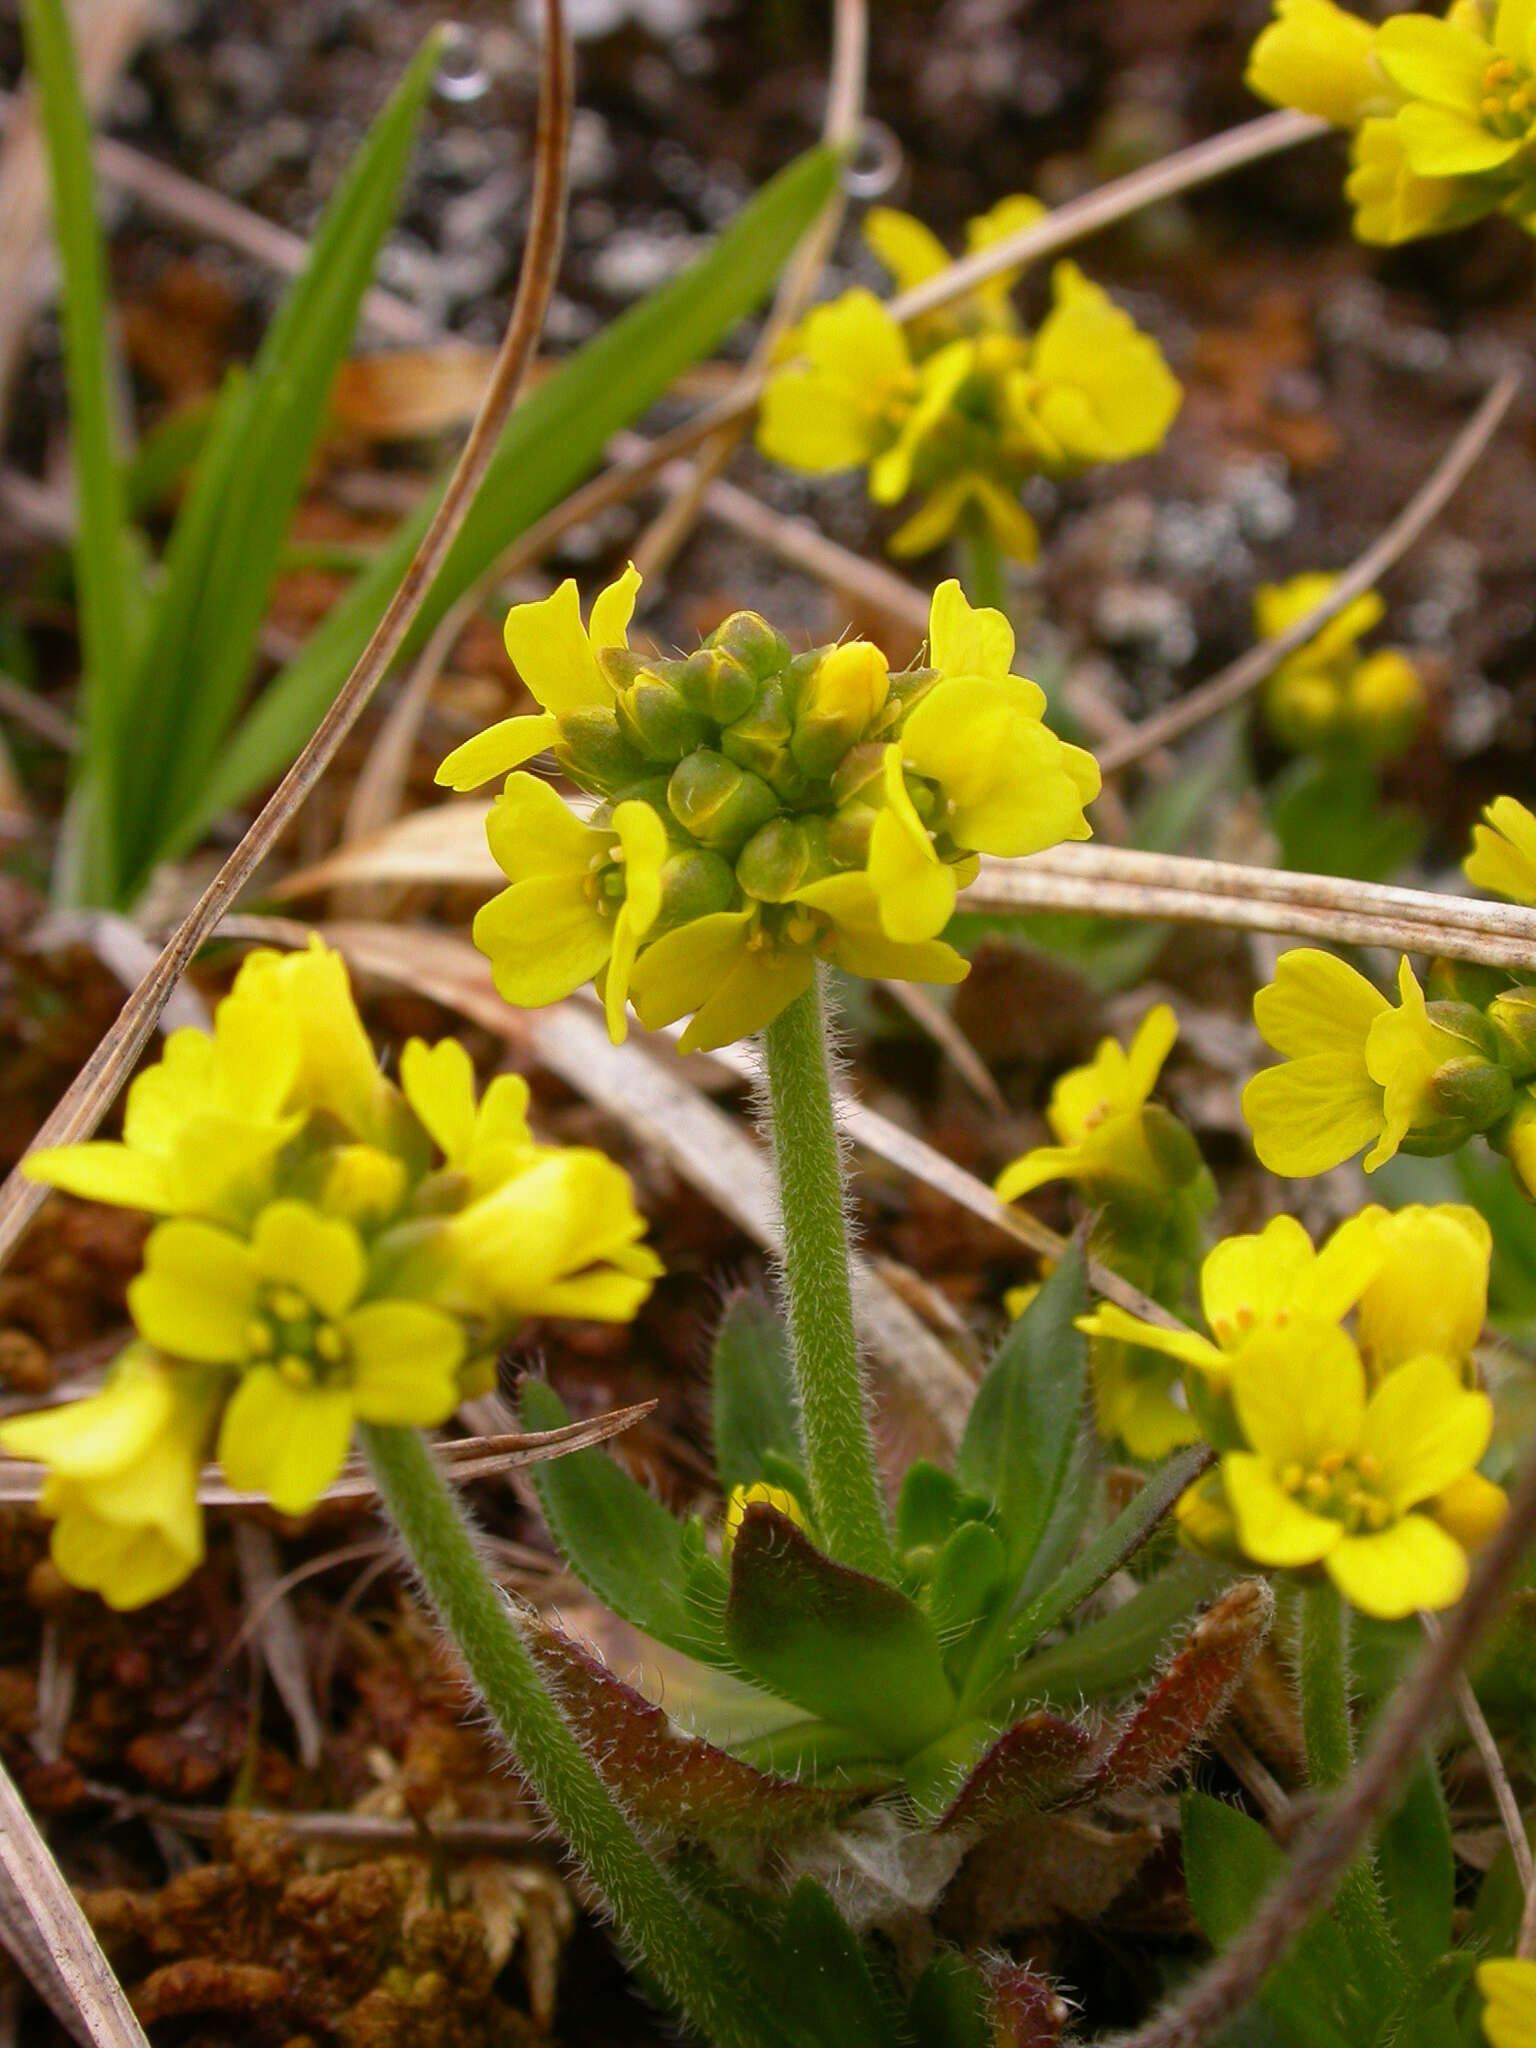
[1425,958,1514,1010]
[1140,1105,1206,1191]
[736,816,834,902]
[790,641,892,779]
[672,646,758,726]
[830,741,887,810]
[552,705,649,793]
[1408,1057,1514,1152]
[1487,985,1536,1080]
[706,610,791,683]
[652,847,736,935]
[1425,1000,1501,1066]
[666,748,780,851]
[720,680,810,801]
[609,655,714,763]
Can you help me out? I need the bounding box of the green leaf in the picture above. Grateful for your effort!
[518,1378,725,1664]
[22,0,136,903]
[1181,1790,1357,2048]
[927,1521,1008,1649]
[1376,1751,1454,1974]
[190,143,842,840]
[763,1881,901,2048]
[957,1244,1087,1581]
[1268,756,1422,884]
[906,1954,990,2048]
[985,1559,1220,1717]
[114,33,442,900]
[1000,1442,1214,1665]
[711,1292,802,1494]
[724,1506,957,1758]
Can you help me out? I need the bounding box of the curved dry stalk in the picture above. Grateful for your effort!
[628,0,867,585]
[1100,368,1522,775]
[0,0,573,1278]
[1108,1427,1536,2048]
[965,848,1536,972]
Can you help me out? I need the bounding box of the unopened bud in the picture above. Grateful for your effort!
[316,1145,409,1229]
[666,749,779,850]
[790,641,891,778]
[1346,648,1425,759]
[720,680,809,800]
[707,610,791,683]
[1487,984,1536,1079]
[735,816,833,902]
[1263,668,1340,753]
[1426,958,1513,1010]
[1425,1000,1501,1065]
[653,847,735,934]
[1496,1094,1536,1198]
[1413,1046,1514,1150]
[673,646,758,726]
[609,656,713,763]
[553,705,649,792]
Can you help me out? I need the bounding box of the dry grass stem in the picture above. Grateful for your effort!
[1100,369,1522,775]
[0,0,573,1280]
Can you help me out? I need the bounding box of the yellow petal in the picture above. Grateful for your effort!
[1253,946,1389,1060]
[1326,1513,1468,1619]
[1305,1209,1388,1324]
[1025,263,1182,462]
[23,1142,176,1213]
[1357,1202,1489,1372]
[887,476,978,558]
[681,943,815,1052]
[865,746,955,943]
[1346,116,1463,246]
[1254,572,1383,665]
[1241,1055,1386,1178]
[900,677,1095,856]
[0,1348,174,1478]
[1433,1469,1507,1552]
[1396,100,1522,177]
[869,340,974,503]
[346,1302,465,1424]
[1357,1353,1491,1511]
[251,1201,366,1320]
[449,1149,658,1320]
[129,1221,258,1362]
[588,562,642,653]
[1374,15,1491,112]
[629,909,757,1031]
[1466,795,1536,905]
[502,578,612,713]
[757,369,887,473]
[400,1038,478,1164]
[863,206,950,291]
[1479,1959,1536,2048]
[995,1143,1088,1201]
[1246,0,1385,125]
[1125,1003,1179,1100]
[1363,956,1464,1167]
[218,1369,353,1515]
[436,714,559,791]
[1076,1301,1228,1377]
[1229,1321,1366,1467]
[958,472,1044,564]
[1200,1214,1319,1343]
[475,878,613,1010]
[1222,1452,1342,1568]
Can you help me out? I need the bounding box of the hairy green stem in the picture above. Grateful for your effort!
[760,974,895,1579]
[1298,1581,1403,2001]
[361,1424,786,2048]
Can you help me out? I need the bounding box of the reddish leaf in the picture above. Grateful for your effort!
[937,1711,1098,1835]
[530,1619,870,1836]
[982,1959,1073,2046]
[1089,1579,1273,1798]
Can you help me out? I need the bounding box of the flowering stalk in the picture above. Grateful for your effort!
[361,1423,787,2048]
[1297,1581,1403,2001]
[761,974,895,1580]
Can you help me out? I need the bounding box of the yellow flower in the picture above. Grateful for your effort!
[1241,949,1512,1178]
[1246,0,1384,126]
[1210,1321,1498,1617]
[1466,794,1536,903]
[444,575,1097,1053]
[0,1348,218,1610]
[25,936,389,1225]
[1481,1958,1536,2048]
[1346,114,1464,243]
[1078,1210,1383,1390]
[437,566,642,790]
[1353,1200,1491,1376]
[757,202,1180,562]
[398,1037,536,1197]
[471,773,668,1041]
[1374,1,1536,178]
[129,1200,467,1513]
[996,1004,1178,1201]
[1256,574,1424,756]
[723,1480,806,1552]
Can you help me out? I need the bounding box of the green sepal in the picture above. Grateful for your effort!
[724,1505,957,1758]
[518,1378,726,1666]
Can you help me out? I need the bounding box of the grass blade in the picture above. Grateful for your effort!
[21,0,135,905]
[112,32,442,902]
[185,142,841,842]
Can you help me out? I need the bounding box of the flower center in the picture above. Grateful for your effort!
[1277,1448,1392,1534]
[1479,57,1536,139]
[243,1283,351,1388]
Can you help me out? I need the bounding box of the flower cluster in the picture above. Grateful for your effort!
[1256,573,1425,759]
[0,940,660,1608]
[440,571,1099,1053]
[1082,1205,1506,1616]
[1249,0,1536,245]
[995,1006,1214,1458]
[1244,798,1536,1189]
[754,196,1182,561]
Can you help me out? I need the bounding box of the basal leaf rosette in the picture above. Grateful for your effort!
[1248,0,1536,244]
[754,195,1182,560]
[1,940,661,1607]
[441,571,1100,1053]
